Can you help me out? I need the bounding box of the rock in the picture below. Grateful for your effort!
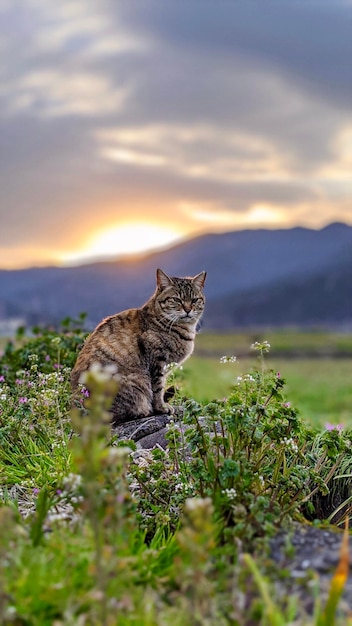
[137,427,168,449]
[269,522,352,615]
[111,412,177,448]
[111,407,185,449]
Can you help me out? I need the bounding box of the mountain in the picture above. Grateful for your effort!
[1,222,352,329]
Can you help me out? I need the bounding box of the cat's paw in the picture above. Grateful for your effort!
[153,402,175,416]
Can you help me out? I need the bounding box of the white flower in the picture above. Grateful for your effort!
[281,437,298,453]
[250,340,271,353]
[79,362,118,384]
[237,374,255,384]
[222,488,237,500]
[63,473,82,491]
[220,355,237,363]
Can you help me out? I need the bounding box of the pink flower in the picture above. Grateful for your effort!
[0,375,5,382]
[19,397,28,404]
[325,422,343,432]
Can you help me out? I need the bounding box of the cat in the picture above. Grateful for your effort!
[71,268,206,424]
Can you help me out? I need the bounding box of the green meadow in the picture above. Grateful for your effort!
[178,330,352,429]
[183,356,352,428]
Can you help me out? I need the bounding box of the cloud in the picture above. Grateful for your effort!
[117,1,352,109]
[0,0,351,267]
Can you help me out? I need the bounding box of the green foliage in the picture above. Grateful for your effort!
[0,322,351,624]
[0,313,87,383]
[129,351,351,544]
[183,356,352,427]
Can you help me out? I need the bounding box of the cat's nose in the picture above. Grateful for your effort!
[183,303,192,314]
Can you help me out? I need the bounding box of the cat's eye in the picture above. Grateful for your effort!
[168,297,182,304]
[192,298,202,305]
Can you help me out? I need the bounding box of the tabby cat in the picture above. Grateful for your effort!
[71,268,206,424]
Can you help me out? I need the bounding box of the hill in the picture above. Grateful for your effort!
[0,222,352,329]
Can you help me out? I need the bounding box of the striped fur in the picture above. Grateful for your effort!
[71,268,206,424]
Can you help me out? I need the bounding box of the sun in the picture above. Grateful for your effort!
[62,222,183,264]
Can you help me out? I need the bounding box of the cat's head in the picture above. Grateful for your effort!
[155,268,206,325]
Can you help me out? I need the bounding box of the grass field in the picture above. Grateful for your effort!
[194,329,352,357]
[179,330,352,428]
[181,354,352,428]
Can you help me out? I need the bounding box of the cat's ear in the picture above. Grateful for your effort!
[192,271,207,289]
[156,268,173,289]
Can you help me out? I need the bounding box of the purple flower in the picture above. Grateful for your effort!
[45,354,51,361]
[81,387,90,398]
[19,397,28,404]
[0,375,5,382]
[15,379,24,385]
[325,422,343,432]
[33,488,39,495]
[282,402,291,408]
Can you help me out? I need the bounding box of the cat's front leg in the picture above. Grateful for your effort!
[151,368,175,416]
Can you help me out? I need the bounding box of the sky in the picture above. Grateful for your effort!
[0,0,351,268]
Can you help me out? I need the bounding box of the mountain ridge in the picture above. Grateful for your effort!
[1,223,351,329]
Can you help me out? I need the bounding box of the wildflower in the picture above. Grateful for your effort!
[282,402,291,408]
[33,488,39,495]
[80,386,90,398]
[222,488,237,500]
[63,473,82,491]
[237,374,255,383]
[281,437,298,453]
[220,355,237,363]
[163,362,183,372]
[79,362,117,385]
[251,340,271,353]
[51,336,61,345]
[0,375,4,382]
[325,422,343,432]
[45,355,51,361]
[19,397,28,404]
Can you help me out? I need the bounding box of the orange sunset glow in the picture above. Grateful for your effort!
[60,222,185,264]
[0,2,351,270]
